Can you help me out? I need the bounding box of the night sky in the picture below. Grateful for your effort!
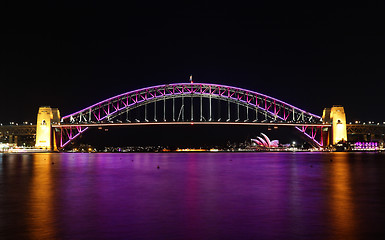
[2,2,384,146]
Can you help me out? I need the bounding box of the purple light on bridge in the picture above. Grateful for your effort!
[61,83,321,120]
[57,83,324,149]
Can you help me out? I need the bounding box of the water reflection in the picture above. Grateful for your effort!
[329,153,357,240]
[28,154,57,239]
[1,152,385,240]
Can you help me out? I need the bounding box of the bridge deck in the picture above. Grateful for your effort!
[0,125,36,135]
[53,122,330,128]
[346,124,385,135]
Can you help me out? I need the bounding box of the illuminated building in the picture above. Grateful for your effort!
[251,133,279,148]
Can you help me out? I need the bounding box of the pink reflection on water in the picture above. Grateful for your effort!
[1,152,383,239]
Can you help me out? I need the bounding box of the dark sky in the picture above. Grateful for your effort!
[2,2,384,126]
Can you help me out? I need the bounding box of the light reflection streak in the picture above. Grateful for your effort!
[329,153,357,240]
[28,154,57,239]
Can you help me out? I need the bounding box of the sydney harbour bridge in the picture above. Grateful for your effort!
[2,82,384,151]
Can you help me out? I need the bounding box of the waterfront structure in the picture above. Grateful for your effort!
[2,83,384,151]
[251,133,279,148]
[56,82,325,149]
[35,107,60,150]
[38,83,385,150]
[0,124,35,146]
[322,106,348,145]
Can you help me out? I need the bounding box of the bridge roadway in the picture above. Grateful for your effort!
[0,124,36,135]
[53,122,330,128]
[4,83,385,149]
[0,124,36,146]
[2,123,385,137]
[347,124,385,135]
[52,122,385,142]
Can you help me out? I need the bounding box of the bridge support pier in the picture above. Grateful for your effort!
[322,106,347,146]
[35,106,60,151]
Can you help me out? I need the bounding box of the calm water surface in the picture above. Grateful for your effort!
[1,152,385,240]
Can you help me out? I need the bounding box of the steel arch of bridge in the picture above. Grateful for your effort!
[56,83,326,148]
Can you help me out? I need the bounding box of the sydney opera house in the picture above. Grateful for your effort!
[251,133,279,148]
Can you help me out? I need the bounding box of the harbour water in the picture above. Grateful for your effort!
[1,152,385,239]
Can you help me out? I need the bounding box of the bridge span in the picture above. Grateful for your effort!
[4,122,384,150]
[53,122,329,149]
[52,82,328,149]
[25,82,377,150]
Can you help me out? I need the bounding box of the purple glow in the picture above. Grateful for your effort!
[62,83,321,120]
[57,83,324,148]
[295,126,322,147]
[354,141,379,150]
[60,127,88,148]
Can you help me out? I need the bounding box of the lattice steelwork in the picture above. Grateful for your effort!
[57,83,324,148]
[347,124,385,135]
